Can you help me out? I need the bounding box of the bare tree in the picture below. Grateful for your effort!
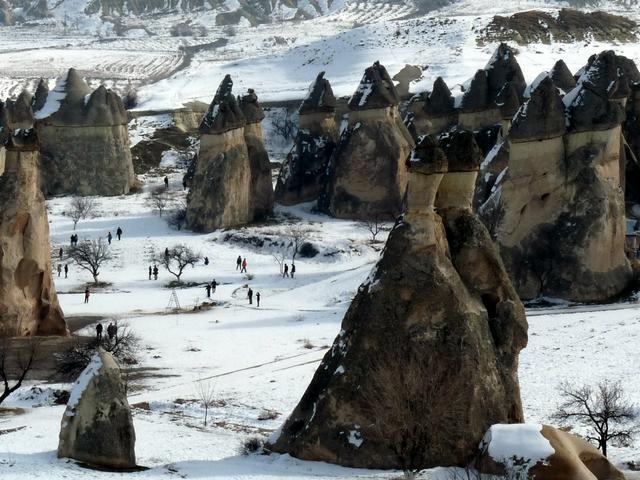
[272,109,297,142]
[194,379,216,426]
[153,244,201,283]
[65,196,96,230]
[147,188,171,217]
[67,238,113,284]
[167,200,188,231]
[552,380,637,457]
[272,251,287,275]
[364,216,383,243]
[285,225,308,264]
[362,349,465,475]
[0,331,40,406]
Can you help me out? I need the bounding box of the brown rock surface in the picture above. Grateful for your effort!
[270,130,527,469]
[0,129,67,336]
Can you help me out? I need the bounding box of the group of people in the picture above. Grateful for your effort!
[148,265,159,280]
[57,264,69,278]
[69,234,79,246]
[95,321,118,342]
[282,263,295,278]
[247,287,261,307]
[236,255,248,273]
[107,227,124,244]
[204,279,218,298]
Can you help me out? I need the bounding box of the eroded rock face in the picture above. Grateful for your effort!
[275,72,339,205]
[34,69,136,196]
[550,59,576,93]
[0,129,67,336]
[58,350,136,469]
[480,62,632,302]
[186,75,251,232]
[319,62,414,220]
[478,424,626,480]
[270,131,527,469]
[239,89,274,220]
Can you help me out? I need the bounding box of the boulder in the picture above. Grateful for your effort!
[0,129,67,336]
[391,64,422,98]
[276,72,339,205]
[34,68,136,196]
[186,75,251,232]
[480,66,632,302]
[58,350,136,469]
[319,62,414,220]
[239,88,273,220]
[478,424,626,480]
[270,130,527,469]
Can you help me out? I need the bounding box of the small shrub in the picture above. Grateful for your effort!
[298,242,319,258]
[239,436,266,455]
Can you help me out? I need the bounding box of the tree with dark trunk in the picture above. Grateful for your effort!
[67,238,113,284]
[0,332,40,406]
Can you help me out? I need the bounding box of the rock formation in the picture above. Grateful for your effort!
[407,76,458,137]
[478,424,626,480]
[0,129,67,336]
[58,350,136,469]
[270,130,528,469]
[550,59,576,93]
[275,72,339,205]
[34,68,136,196]
[186,75,252,232]
[391,64,422,98]
[238,88,273,220]
[319,61,414,220]
[480,55,633,302]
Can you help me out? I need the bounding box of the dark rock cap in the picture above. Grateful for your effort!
[461,69,489,112]
[199,74,246,134]
[616,54,640,84]
[510,75,566,141]
[238,88,265,124]
[495,81,521,119]
[578,50,630,99]
[424,77,455,116]
[348,61,400,110]
[6,90,34,127]
[485,43,526,102]
[5,127,38,151]
[84,85,128,125]
[33,78,49,112]
[299,71,337,115]
[438,126,482,172]
[408,134,448,174]
[564,85,625,132]
[550,60,576,93]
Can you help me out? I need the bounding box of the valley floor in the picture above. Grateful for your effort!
[1,174,640,478]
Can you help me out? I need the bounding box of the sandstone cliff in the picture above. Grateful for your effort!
[319,61,414,220]
[270,130,527,469]
[34,68,136,196]
[275,72,339,205]
[0,129,67,336]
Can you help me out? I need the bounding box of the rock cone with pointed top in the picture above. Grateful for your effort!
[408,76,458,136]
[0,129,67,336]
[480,62,632,302]
[276,72,339,205]
[58,350,136,469]
[186,75,252,232]
[319,62,414,220]
[239,88,273,220]
[270,129,527,469]
[550,60,576,93]
[34,68,135,196]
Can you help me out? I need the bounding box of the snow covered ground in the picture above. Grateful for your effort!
[0,165,639,478]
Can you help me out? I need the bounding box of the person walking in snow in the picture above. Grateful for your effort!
[96,323,103,342]
[205,283,211,298]
[107,322,117,340]
[116,227,123,241]
[59,247,63,260]
[64,264,69,279]
[107,231,113,245]
[283,263,289,278]
[291,263,296,279]
[236,255,242,270]
[247,287,253,305]
[164,176,169,189]
[84,287,90,304]
[153,265,159,280]
[165,247,170,259]
[211,279,218,293]
[204,256,209,266]
[241,258,247,273]
[57,264,62,277]
[148,266,152,280]
[256,292,261,307]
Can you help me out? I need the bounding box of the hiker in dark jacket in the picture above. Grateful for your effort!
[64,264,69,278]
[256,292,261,307]
[236,255,242,270]
[153,265,159,280]
[205,283,211,298]
[283,264,289,278]
[96,323,103,342]
[211,279,218,293]
[149,266,152,280]
[116,227,123,240]
[247,288,253,305]
[107,231,113,244]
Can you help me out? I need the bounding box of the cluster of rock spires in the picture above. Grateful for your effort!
[479,50,634,302]
[269,127,528,469]
[0,68,136,197]
[185,75,273,232]
[0,128,67,336]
